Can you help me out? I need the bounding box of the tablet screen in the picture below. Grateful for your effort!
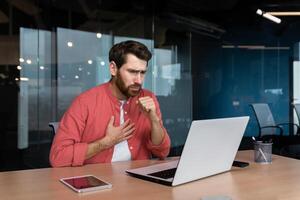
[63,175,109,189]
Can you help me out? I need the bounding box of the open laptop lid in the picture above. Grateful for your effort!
[172,116,249,186]
[126,116,249,186]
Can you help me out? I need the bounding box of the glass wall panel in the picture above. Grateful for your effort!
[192,31,292,137]
[57,28,112,118]
[19,28,54,167]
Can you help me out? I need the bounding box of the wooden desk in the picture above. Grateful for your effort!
[1,150,300,200]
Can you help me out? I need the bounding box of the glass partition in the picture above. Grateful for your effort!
[16,25,192,168]
[19,28,53,149]
[57,28,112,118]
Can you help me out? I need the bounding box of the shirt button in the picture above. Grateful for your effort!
[130,146,133,150]
[125,111,127,115]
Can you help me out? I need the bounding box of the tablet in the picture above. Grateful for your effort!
[60,175,112,193]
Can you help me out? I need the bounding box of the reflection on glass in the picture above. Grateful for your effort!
[57,28,111,118]
[19,28,53,149]
[153,46,192,148]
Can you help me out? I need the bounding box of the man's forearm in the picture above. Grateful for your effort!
[85,137,111,160]
[150,117,165,145]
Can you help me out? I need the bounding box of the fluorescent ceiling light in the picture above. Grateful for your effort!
[221,45,235,48]
[256,9,263,15]
[256,9,281,24]
[238,45,265,49]
[266,12,300,16]
[221,45,290,50]
[263,13,281,23]
[20,77,29,81]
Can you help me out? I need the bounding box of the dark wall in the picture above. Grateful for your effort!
[192,33,292,136]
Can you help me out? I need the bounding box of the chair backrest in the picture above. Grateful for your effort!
[250,103,276,136]
[48,122,59,135]
[294,104,300,123]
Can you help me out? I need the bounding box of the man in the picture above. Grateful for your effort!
[50,40,171,167]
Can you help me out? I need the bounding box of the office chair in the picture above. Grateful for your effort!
[250,103,300,156]
[48,122,59,135]
[250,103,299,138]
[294,103,300,126]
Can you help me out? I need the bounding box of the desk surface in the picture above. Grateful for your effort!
[1,150,300,200]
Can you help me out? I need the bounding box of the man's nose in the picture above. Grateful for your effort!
[134,73,143,84]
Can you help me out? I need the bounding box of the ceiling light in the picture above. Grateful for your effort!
[256,9,281,24]
[222,44,290,50]
[221,45,235,48]
[20,77,29,81]
[237,45,265,50]
[96,33,102,38]
[256,9,263,15]
[67,41,73,47]
[266,12,300,16]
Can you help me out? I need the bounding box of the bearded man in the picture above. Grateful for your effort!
[50,40,171,167]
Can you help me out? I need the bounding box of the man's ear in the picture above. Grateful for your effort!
[109,61,117,76]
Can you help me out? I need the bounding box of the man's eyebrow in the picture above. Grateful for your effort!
[127,69,147,72]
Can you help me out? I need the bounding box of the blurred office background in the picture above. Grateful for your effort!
[0,0,300,171]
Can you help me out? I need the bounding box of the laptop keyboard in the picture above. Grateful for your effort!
[148,168,177,179]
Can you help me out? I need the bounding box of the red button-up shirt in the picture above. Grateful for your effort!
[49,82,171,167]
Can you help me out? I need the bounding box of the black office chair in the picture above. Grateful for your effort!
[250,103,300,156]
[294,103,300,125]
[250,103,299,138]
[48,122,59,135]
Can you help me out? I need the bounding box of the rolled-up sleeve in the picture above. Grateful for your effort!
[146,94,171,159]
[146,127,171,159]
[49,97,88,167]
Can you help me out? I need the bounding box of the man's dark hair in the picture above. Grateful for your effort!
[109,40,152,68]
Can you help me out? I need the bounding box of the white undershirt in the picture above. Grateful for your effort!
[111,100,131,162]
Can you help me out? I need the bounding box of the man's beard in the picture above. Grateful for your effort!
[115,72,141,98]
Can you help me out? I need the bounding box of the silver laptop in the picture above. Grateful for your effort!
[126,116,249,186]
